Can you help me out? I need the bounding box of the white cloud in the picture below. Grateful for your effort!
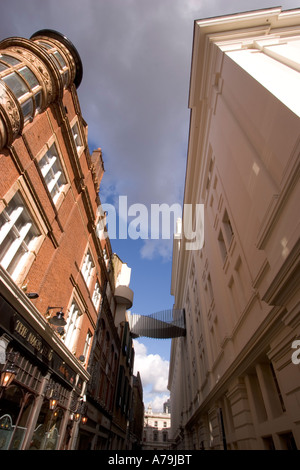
[140,238,173,262]
[133,340,170,412]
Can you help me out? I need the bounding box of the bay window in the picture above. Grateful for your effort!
[0,54,42,122]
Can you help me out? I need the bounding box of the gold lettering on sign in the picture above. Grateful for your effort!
[14,319,53,361]
[15,319,29,339]
[27,332,42,351]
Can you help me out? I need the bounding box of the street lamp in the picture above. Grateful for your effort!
[47,306,67,326]
[72,401,88,425]
[81,415,88,425]
[73,411,81,422]
[0,352,18,389]
[49,394,59,410]
[46,384,60,410]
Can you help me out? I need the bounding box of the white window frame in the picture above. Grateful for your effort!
[0,179,46,284]
[71,119,84,156]
[92,280,101,310]
[83,330,93,360]
[37,137,69,207]
[64,298,83,353]
[81,248,95,288]
[96,211,107,241]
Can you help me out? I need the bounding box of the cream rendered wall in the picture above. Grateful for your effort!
[169,8,300,450]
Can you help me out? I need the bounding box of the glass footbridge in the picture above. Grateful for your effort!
[128,309,186,339]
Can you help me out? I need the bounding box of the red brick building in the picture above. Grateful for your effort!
[0,30,136,450]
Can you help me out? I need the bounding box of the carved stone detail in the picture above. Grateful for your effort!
[0,81,22,147]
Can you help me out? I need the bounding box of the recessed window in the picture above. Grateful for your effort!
[0,191,40,280]
[81,249,95,287]
[92,281,101,310]
[83,330,93,359]
[38,143,67,204]
[222,209,234,246]
[71,122,83,153]
[64,299,82,351]
[218,229,228,263]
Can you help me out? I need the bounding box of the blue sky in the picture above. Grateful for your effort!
[1,0,300,411]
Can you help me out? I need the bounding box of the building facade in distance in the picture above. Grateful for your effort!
[0,29,136,450]
[169,7,300,450]
[143,403,172,450]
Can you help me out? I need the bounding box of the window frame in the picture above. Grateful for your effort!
[36,136,70,207]
[64,297,83,353]
[92,280,101,311]
[81,247,96,288]
[0,179,47,284]
[0,53,43,122]
[70,118,84,156]
[36,40,70,88]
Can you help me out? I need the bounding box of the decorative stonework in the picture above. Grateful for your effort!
[0,31,82,150]
[0,81,22,147]
[9,46,56,107]
[35,36,77,87]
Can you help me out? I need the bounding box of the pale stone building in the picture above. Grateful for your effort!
[169,7,300,450]
[143,404,172,450]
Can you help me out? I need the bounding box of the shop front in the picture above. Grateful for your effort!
[0,293,89,450]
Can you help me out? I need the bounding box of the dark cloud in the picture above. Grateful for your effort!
[1,0,299,259]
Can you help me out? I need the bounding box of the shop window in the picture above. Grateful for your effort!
[0,191,41,281]
[38,143,67,205]
[29,400,64,450]
[0,385,35,450]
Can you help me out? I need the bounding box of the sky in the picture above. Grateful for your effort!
[1,0,299,412]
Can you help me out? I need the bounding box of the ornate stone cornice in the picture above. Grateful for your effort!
[0,30,83,150]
